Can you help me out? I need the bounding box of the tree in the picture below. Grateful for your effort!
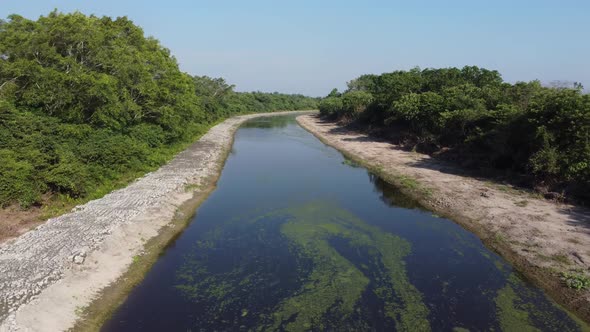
[318,97,343,117]
[321,66,590,202]
[327,88,341,98]
[0,11,318,208]
[342,91,373,116]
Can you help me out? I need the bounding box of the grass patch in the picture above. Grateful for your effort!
[492,232,506,244]
[398,175,420,190]
[387,173,433,198]
[514,200,529,207]
[536,253,572,266]
[490,183,542,200]
[561,271,590,290]
[550,254,572,265]
[39,194,79,220]
[341,158,361,168]
[184,183,202,192]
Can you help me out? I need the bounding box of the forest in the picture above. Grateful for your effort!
[0,11,317,209]
[319,67,590,203]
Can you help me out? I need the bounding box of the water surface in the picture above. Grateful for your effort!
[103,115,585,331]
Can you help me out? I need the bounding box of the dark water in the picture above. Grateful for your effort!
[103,115,586,331]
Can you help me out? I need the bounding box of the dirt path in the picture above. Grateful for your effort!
[297,114,590,323]
[0,111,311,332]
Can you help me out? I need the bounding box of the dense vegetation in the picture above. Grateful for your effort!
[0,11,317,209]
[319,67,589,202]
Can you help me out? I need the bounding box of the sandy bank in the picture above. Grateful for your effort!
[0,111,312,332]
[296,114,590,324]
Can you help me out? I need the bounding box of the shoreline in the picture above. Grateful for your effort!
[296,114,590,325]
[0,111,313,332]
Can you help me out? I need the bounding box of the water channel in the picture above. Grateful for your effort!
[103,115,585,331]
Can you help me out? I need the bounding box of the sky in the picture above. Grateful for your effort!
[1,0,589,96]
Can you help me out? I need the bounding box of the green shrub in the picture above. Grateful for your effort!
[0,150,40,208]
[319,97,344,117]
[561,272,590,290]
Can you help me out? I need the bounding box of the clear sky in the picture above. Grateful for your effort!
[1,0,589,96]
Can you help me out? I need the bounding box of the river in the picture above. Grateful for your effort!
[102,115,584,331]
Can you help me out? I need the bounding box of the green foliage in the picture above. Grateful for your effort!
[320,66,590,202]
[0,11,317,209]
[318,96,343,117]
[192,76,317,121]
[0,149,38,208]
[327,88,341,97]
[561,271,590,290]
[341,90,372,118]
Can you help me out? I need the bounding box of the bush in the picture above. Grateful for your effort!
[0,150,39,208]
[319,97,343,118]
[342,91,373,117]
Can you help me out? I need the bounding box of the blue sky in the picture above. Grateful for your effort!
[2,0,589,96]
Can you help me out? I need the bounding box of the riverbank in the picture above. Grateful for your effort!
[296,114,590,324]
[0,111,313,332]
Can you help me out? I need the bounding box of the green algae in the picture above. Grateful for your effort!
[495,282,540,332]
[495,274,589,331]
[173,200,587,331]
[452,328,471,332]
[173,201,430,331]
[265,236,369,331]
[267,202,430,331]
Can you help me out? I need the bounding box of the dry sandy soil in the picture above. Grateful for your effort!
[297,114,590,323]
[0,111,310,332]
[0,206,46,244]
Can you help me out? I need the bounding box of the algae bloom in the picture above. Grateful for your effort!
[175,202,430,331]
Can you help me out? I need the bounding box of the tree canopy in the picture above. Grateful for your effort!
[0,11,317,208]
[319,66,589,202]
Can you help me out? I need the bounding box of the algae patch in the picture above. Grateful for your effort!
[495,274,588,331]
[174,201,430,331]
[263,202,430,331]
[495,282,540,332]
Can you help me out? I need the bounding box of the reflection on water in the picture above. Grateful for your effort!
[103,115,586,331]
[240,115,292,129]
[368,173,425,211]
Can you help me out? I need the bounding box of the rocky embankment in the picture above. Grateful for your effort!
[0,111,311,332]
